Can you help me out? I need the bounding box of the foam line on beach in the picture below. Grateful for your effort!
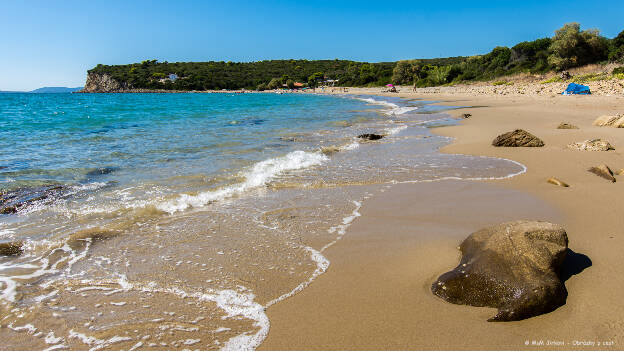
[265,200,361,309]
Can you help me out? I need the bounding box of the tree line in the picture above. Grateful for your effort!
[88,23,624,91]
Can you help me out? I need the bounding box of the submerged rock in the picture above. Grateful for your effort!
[432,220,569,322]
[358,133,383,141]
[547,177,569,187]
[320,146,341,155]
[557,123,579,129]
[492,129,544,147]
[0,241,23,256]
[588,164,616,182]
[567,139,614,151]
[1,185,65,214]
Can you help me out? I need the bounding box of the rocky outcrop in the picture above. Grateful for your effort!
[567,139,614,151]
[0,241,23,256]
[432,221,569,322]
[358,134,383,141]
[557,123,579,129]
[592,114,624,128]
[547,177,569,187]
[588,164,616,182]
[80,73,129,93]
[492,129,544,147]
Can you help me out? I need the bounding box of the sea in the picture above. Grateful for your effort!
[0,92,525,350]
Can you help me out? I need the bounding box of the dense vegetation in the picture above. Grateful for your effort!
[89,59,396,90]
[89,23,624,90]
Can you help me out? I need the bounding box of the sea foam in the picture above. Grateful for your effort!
[158,150,329,214]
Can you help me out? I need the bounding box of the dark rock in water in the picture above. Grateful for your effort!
[86,167,117,177]
[1,185,65,214]
[588,164,616,182]
[0,241,23,256]
[461,113,472,119]
[358,133,383,141]
[492,129,544,147]
[432,221,569,321]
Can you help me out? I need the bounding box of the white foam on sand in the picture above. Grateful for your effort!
[158,150,329,214]
[265,200,362,308]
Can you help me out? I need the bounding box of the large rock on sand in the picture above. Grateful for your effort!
[567,139,614,151]
[588,164,616,182]
[593,114,624,128]
[432,221,569,322]
[492,129,544,147]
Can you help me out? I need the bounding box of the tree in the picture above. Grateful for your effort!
[548,23,609,70]
[267,78,282,89]
[307,72,324,87]
[391,60,414,85]
[286,79,295,89]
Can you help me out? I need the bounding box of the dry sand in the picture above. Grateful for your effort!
[260,91,624,350]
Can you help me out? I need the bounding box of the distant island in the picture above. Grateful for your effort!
[0,87,83,93]
[81,23,624,93]
[29,87,83,93]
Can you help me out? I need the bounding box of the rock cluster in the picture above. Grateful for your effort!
[492,129,544,147]
[567,139,614,151]
[432,221,569,321]
[412,79,624,97]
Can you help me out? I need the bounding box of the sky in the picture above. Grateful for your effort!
[1,0,623,91]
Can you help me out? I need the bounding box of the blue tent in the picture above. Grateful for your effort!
[562,83,591,95]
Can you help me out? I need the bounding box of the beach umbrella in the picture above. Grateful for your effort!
[386,84,394,87]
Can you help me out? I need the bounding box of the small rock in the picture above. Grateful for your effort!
[432,221,569,321]
[0,242,23,256]
[588,164,616,182]
[358,133,383,141]
[557,123,578,129]
[461,113,472,119]
[567,139,614,151]
[592,114,624,128]
[492,129,544,147]
[615,168,624,176]
[547,177,569,187]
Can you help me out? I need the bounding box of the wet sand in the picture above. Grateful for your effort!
[261,93,624,349]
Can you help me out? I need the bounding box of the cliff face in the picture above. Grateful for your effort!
[81,73,128,93]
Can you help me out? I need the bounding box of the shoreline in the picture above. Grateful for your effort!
[260,91,624,349]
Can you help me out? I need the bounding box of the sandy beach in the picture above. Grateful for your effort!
[261,90,624,350]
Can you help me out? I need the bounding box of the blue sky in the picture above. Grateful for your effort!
[1,0,623,91]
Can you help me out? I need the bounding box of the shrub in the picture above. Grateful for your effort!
[612,67,624,75]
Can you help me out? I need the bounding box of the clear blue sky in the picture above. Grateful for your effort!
[1,0,623,91]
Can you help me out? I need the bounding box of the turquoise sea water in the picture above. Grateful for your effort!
[0,92,525,350]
